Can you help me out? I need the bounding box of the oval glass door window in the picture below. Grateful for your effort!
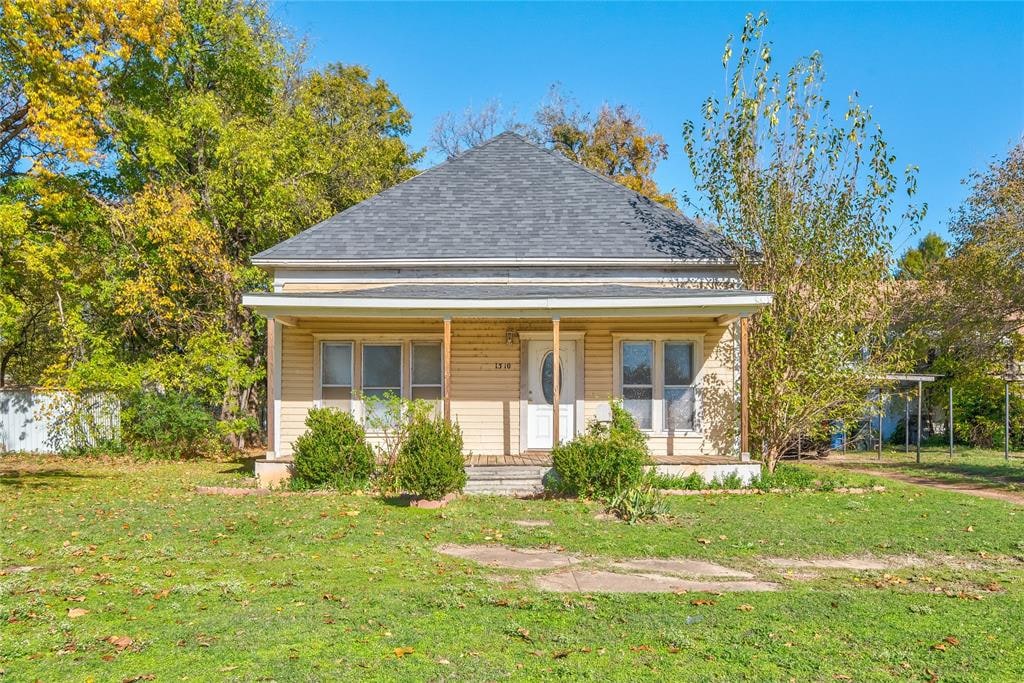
[541,352,563,405]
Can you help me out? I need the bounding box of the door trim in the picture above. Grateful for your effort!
[519,336,585,452]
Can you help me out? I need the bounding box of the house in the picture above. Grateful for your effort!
[243,132,771,490]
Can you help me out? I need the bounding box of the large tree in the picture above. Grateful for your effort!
[1,0,422,448]
[896,232,949,280]
[683,14,924,469]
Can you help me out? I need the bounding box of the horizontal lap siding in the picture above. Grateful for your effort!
[277,317,736,458]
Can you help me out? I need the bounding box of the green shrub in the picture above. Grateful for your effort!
[122,391,220,459]
[292,408,374,490]
[752,463,818,491]
[548,401,651,498]
[647,471,706,490]
[606,483,667,523]
[396,414,466,499]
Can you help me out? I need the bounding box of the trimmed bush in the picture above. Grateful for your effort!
[548,401,651,498]
[292,408,374,490]
[122,391,219,459]
[396,415,467,499]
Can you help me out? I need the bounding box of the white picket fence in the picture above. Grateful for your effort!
[0,389,120,454]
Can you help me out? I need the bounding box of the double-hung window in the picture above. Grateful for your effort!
[621,342,654,429]
[411,343,443,405]
[362,344,402,421]
[618,338,699,433]
[321,342,353,411]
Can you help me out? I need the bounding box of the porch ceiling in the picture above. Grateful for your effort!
[242,284,772,319]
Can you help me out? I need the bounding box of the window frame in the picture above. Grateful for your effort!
[410,341,444,404]
[620,341,654,430]
[313,334,443,428]
[319,341,354,408]
[612,333,704,435]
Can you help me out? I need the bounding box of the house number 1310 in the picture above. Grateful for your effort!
[494,362,512,370]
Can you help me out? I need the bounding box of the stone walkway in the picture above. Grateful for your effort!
[435,544,976,594]
[437,544,780,593]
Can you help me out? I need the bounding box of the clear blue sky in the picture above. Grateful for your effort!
[272,1,1023,255]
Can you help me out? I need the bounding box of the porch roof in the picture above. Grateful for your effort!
[242,284,772,319]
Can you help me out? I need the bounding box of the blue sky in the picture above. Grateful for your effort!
[272,1,1023,255]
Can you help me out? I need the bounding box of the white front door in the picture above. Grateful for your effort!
[526,340,576,450]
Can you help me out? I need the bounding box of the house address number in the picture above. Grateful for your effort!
[494,362,513,370]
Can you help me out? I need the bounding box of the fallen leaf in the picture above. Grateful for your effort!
[931,642,947,652]
[153,589,170,600]
[630,645,654,652]
[68,608,89,619]
[394,646,414,658]
[736,604,754,612]
[964,525,974,532]
[107,636,134,650]
[690,599,717,606]
[515,627,532,642]
[943,636,960,646]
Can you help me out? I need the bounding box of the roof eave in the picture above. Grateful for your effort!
[251,256,739,269]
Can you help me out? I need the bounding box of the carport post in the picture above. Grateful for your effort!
[949,385,954,460]
[904,395,910,453]
[878,390,883,460]
[1006,381,1011,462]
[916,380,923,463]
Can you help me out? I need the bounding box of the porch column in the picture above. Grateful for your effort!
[266,317,276,458]
[443,317,452,421]
[739,316,750,459]
[552,316,560,447]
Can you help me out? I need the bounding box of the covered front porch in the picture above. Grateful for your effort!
[244,284,769,491]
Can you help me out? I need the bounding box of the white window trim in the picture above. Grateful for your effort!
[612,333,705,436]
[313,334,443,426]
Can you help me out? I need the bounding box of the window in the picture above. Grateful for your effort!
[664,342,695,431]
[362,344,402,421]
[411,342,443,404]
[540,352,563,405]
[321,342,352,410]
[618,338,700,433]
[621,341,653,429]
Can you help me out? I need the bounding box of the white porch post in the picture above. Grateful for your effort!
[266,317,281,458]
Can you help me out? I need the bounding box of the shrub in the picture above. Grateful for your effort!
[647,471,706,490]
[363,393,437,492]
[396,414,467,499]
[606,483,667,523]
[548,401,650,498]
[122,391,220,459]
[752,463,818,491]
[291,408,374,490]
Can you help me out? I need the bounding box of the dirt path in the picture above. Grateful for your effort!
[832,466,1024,505]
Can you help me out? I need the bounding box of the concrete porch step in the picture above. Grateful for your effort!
[464,465,551,496]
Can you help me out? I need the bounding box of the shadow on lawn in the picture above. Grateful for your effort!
[219,455,258,477]
[0,468,107,489]
[831,458,1024,487]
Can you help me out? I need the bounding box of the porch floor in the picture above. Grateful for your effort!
[464,452,743,467]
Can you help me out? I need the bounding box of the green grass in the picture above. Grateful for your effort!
[828,446,1024,492]
[2,456,1023,681]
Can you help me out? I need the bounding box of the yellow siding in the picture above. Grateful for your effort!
[276,317,736,458]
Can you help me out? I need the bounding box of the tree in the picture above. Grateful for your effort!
[683,13,924,470]
[897,232,949,279]
[933,141,1024,357]
[430,85,677,209]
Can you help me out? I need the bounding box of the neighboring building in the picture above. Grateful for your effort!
[243,132,770,489]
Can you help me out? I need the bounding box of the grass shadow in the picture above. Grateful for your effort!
[0,468,107,489]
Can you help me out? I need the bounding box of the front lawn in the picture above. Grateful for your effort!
[2,456,1023,681]
[827,446,1024,492]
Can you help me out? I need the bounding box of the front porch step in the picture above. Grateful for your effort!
[464,465,551,496]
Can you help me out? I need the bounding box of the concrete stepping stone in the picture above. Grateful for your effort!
[437,544,579,569]
[762,557,920,571]
[511,519,552,528]
[610,558,753,579]
[535,570,780,593]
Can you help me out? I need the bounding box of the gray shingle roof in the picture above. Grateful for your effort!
[274,284,763,300]
[253,132,735,263]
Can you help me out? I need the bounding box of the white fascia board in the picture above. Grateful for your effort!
[252,257,737,268]
[242,292,772,318]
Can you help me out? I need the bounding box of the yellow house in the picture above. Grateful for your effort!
[243,133,770,491]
